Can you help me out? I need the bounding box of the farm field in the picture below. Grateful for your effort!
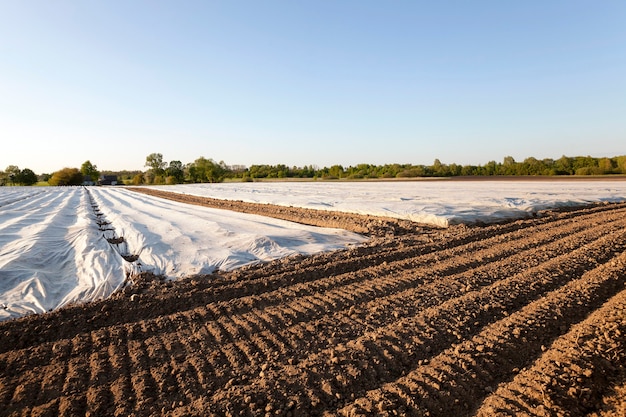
[0,187,365,320]
[1,186,626,416]
[3,180,625,320]
[145,179,626,226]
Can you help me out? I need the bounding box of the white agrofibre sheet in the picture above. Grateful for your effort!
[88,187,366,275]
[0,187,366,320]
[147,180,626,227]
[0,187,125,320]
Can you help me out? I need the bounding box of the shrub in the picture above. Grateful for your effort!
[132,174,145,185]
[49,168,83,186]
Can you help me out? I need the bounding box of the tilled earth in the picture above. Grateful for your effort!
[1,192,626,417]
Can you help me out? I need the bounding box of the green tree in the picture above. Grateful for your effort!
[80,160,100,182]
[483,160,498,176]
[572,156,597,173]
[501,156,516,175]
[554,155,573,175]
[615,155,626,174]
[17,168,38,185]
[5,165,20,185]
[598,157,614,174]
[448,163,462,176]
[396,166,425,177]
[186,157,226,183]
[145,153,167,177]
[522,157,545,175]
[207,160,227,183]
[327,165,344,179]
[166,160,185,183]
[431,159,452,176]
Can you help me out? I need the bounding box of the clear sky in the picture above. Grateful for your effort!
[1,1,625,174]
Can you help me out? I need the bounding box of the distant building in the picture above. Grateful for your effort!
[98,175,118,186]
[82,176,96,186]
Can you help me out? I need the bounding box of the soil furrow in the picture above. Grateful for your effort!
[126,337,160,415]
[199,225,626,415]
[475,274,626,416]
[186,215,626,366]
[57,334,91,417]
[86,329,115,416]
[340,249,626,416]
[592,376,626,417]
[148,212,626,356]
[107,327,136,417]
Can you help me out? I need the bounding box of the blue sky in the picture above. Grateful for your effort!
[1,1,625,174]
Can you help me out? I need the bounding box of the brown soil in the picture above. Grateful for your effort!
[1,192,626,417]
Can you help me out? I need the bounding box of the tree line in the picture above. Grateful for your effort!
[0,166,38,186]
[0,161,101,186]
[137,153,626,184]
[2,154,625,186]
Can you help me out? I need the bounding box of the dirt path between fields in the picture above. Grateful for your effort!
[126,187,419,236]
[1,194,626,417]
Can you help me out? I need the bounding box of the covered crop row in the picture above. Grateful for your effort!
[0,187,364,320]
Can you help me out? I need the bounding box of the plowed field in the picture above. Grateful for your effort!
[1,195,626,417]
